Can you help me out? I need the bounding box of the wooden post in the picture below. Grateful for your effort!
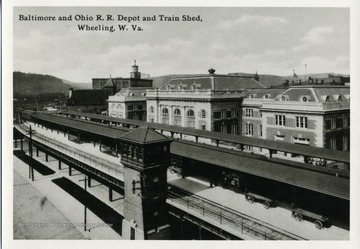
[58,160,61,170]
[109,187,113,201]
[88,177,91,188]
[45,153,49,162]
[69,167,72,176]
[36,147,39,157]
[20,138,23,151]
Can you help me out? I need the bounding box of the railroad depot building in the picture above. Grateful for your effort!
[243,85,350,151]
[146,69,265,134]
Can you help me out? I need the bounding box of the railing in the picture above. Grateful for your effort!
[167,185,304,240]
[15,124,124,179]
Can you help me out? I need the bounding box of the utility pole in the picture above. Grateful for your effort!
[26,125,36,181]
[79,176,88,231]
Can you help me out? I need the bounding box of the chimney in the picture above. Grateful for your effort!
[208,68,215,75]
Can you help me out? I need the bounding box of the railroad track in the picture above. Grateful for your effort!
[167,185,305,240]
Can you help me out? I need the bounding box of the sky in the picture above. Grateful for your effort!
[13,7,350,83]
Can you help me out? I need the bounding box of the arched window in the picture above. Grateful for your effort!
[201,109,206,118]
[174,109,181,126]
[162,108,169,125]
[187,109,194,117]
[187,109,195,128]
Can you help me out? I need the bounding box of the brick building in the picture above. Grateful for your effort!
[243,85,350,151]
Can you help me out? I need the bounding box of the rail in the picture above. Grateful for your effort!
[167,185,304,240]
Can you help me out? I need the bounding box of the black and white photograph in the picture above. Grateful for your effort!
[3,1,360,248]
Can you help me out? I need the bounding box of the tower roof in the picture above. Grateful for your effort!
[119,125,172,144]
[104,76,114,88]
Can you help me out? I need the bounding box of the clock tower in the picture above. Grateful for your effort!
[119,125,173,240]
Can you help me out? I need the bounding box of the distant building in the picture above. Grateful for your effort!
[92,61,153,94]
[107,62,153,120]
[108,88,148,120]
[243,85,350,151]
[146,68,265,134]
[66,88,107,113]
[283,75,350,87]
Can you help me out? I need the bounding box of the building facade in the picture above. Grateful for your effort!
[107,62,153,120]
[146,69,265,134]
[242,85,350,151]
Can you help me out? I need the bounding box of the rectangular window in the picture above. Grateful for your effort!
[336,118,343,128]
[343,116,348,127]
[201,124,206,130]
[275,115,286,126]
[296,116,308,128]
[213,112,221,119]
[231,109,237,117]
[325,119,331,130]
[226,111,232,118]
[330,137,336,149]
[128,105,134,111]
[245,123,253,136]
[331,117,336,129]
[293,137,310,145]
[245,109,254,117]
[260,125,263,137]
[138,105,143,110]
[231,123,237,134]
[274,134,285,141]
[221,109,226,118]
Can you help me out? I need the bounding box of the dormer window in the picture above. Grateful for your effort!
[178,85,183,90]
[249,94,257,99]
[320,95,330,102]
[301,96,311,102]
[344,94,350,101]
[332,94,340,101]
[263,94,270,99]
[280,95,289,101]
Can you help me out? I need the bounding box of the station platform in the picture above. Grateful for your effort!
[15,121,349,240]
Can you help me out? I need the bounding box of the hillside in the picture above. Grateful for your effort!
[13,71,90,96]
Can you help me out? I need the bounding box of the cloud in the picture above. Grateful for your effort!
[218,15,287,30]
[301,27,333,44]
[293,45,308,52]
